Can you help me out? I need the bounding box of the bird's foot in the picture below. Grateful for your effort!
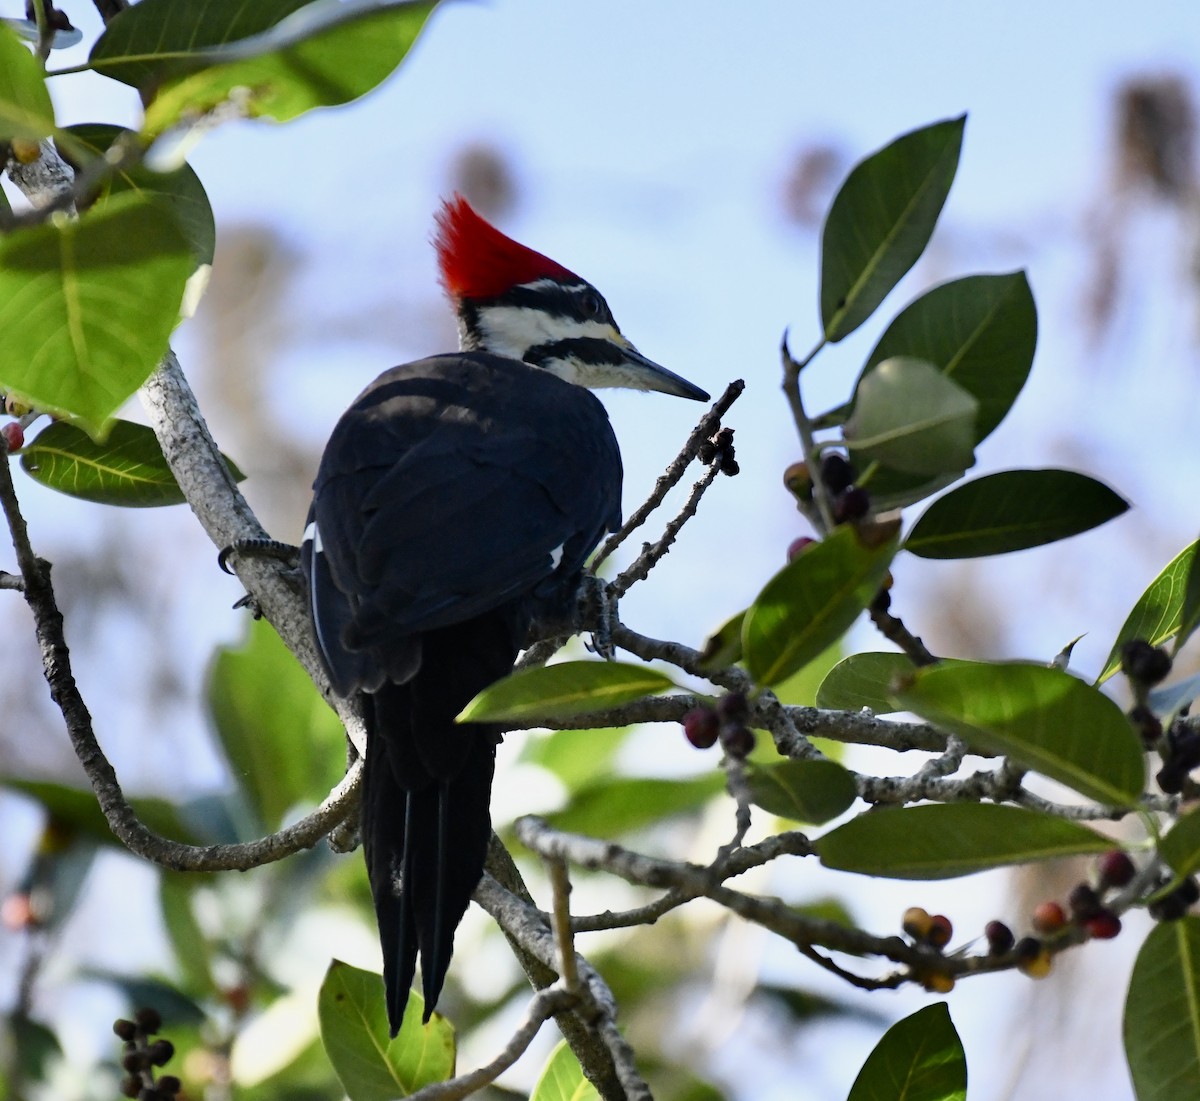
[218,537,301,575]
[578,574,618,659]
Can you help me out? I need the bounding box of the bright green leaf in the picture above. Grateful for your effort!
[1100,540,1200,682]
[208,618,345,833]
[697,608,745,672]
[530,1040,602,1101]
[904,469,1128,559]
[844,357,977,476]
[0,24,55,141]
[318,960,455,1101]
[65,123,216,266]
[0,192,192,436]
[847,1002,966,1101]
[861,271,1037,443]
[1160,809,1200,881]
[141,1,438,137]
[459,661,677,724]
[743,759,856,823]
[544,774,726,840]
[20,419,243,506]
[743,523,899,687]
[89,0,312,89]
[771,640,843,708]
[1125,918,1200,1101]
[817,652,922,714]
[893,662,1146,806]
[816,803,1113,879]
[519,727,633,793]
[820,116,965,341]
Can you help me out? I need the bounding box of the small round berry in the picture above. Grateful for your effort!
[1032,900,1068,934]
[148,1039,175,1066]
[920,970,955,994]
[717,692,748,722]
[833,485,870,524]
[1014,937,1052,978]
[1179,877,1200,905]
[1,422,24,452]
[820,453,856,494]
[0,893,36,931]
[1068,883,1102,921]
[1172,731,1200,772]
[113,1018,137,1042]
[926,914,953,949]
[1149,892,1191,922]
[682,707,720,750]
[122,1049,148,1074]
[1083,909,1122,939]
[157,1077,182,1097]
[1120,639,1172,686]
[1157,762,1186,795]
[119,1077,142,1100]
[1097,850,1136,891]
[902,906,933,940]
[134,1007,162,1034]
[720,724,755,759]
[782,462,812,500]
[984,920,1015,955]
[787,536,817,562]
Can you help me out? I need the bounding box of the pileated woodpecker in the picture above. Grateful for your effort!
[302,197,708,1034]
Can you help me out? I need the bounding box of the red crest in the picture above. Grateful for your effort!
[434,195,579,300]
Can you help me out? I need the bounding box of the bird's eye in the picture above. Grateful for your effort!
[580,290,603,320]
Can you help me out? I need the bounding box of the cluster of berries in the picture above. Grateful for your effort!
[113,1009,180,1100]
[784,451,870,532]
[698,427,739,477]
[682,691,755,758]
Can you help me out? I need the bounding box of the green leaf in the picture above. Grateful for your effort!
[544,774,727,840]
[847,1002,966,1101]
[0,192,192,436]
[1160,808,1200,881]
[459,661,677,724]
[530,1040,602,1101]
[771,640,843,708]
[318,959,455,1100]
[1100,539,1200,682]
[159,873,216,996]
[904,469,1129,559]
[64,123,216,266]
[9,1014,62,1084]
[743,523,899,687]
[20,419,243,506]
[208,618,345,833]
[519,727,634,793]
[843,357,977,476]
[1124,918,1200,1101]
[861,271,1037,443]
[743,759,856,823]
[697,608,745,671]
[893,662,1146,806]
[88,971,207,1027]
[89,0,313,89]
[816,803,1113,879]
[141,1,438,137]
[817,652,921,714]
[820,116,965,341]
[0,24,55,142]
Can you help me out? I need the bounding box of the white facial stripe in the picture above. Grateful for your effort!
[475,305,619,361]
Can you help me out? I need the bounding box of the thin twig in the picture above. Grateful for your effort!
[547,857,579,994]
[780,334,834,531]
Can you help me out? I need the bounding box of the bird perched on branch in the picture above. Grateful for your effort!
[301,196,708,1034]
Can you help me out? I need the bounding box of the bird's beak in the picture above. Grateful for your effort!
[618,341,710,402]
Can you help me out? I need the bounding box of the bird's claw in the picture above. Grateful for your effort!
[578,574,617,659]
[218,537,301,575]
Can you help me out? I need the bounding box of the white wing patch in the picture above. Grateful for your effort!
[303,520,323,553]
[549,544,565,570]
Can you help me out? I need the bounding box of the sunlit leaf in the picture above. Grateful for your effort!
[743,759,856,823]
[816,803,1112,878]
[318,960,455,1100]
[817,651,923,714]
[140,0,438,136]
[0,192,192,436]
[460,661,677,724]
[743,523,899,687]
[1125,918,1200,1101]
[847,1002,966,1101]
[820,116,965,341]
[530,1040,602,1101]
[844,357,977,476]
[519,727,633,793]
[893,662,1145,806]
[0,23,55,141]
[1100,539,1200,682]
[545,774,726,840]
[20,419,243,506]
[904,469,1128,559]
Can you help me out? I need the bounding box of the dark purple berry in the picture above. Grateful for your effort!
[721,724,755,759]
[833,485,870,524]
[820,453,856,494]
[1130,704,1163,747]
[717,691,748,722]
[1120,639,1172,686]
[682,708,720,750]
[1097,850,1136,890]
[113,1019,137,1042]
[984,920,1014,955]
[1068,882,1102,920]
[148,1039,174,1066]
[134,1007,161,1034]
[1158,762,1187,795]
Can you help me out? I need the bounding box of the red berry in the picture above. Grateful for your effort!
[1084,910,1122,939]
[1032,900,1067,934]
[682,707,720,749]
[0,893,35,930]
[1098,850,1136,890]
[1,422,24,452]
[925,914,953,949]
[787,536,817,561]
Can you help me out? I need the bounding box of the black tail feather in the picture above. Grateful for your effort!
[360,612,515,1035]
